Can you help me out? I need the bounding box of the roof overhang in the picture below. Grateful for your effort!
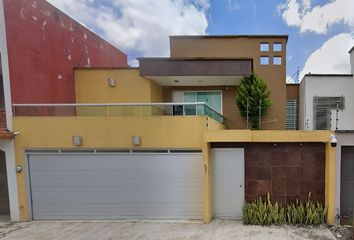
[0,110,14,140]
[138,58,252,86]
[170,35,289,43]
[0,130,14,140]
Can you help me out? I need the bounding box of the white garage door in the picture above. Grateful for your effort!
[212,148,244,219]
[27,151,203,220]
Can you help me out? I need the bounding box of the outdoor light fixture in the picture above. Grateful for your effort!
[132,135,141,146]
[107,77,116,87]
[16,165,23,173]
[72,135,83,146]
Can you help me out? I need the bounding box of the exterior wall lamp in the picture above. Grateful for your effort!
[72,135,83,146]
[107,77,116,87]
[132,135,141,146]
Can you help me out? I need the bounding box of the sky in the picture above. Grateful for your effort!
[46,0,354,82]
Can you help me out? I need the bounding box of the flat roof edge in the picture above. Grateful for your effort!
[74,67,139,70]
[336,130,354,133]
[348,45,354,53]
[138,57,253,61]
[170,35,289,41]
[303,74,353,77]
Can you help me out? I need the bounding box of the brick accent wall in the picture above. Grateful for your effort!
[212,142,325,205]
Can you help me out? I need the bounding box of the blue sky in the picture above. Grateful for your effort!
[48,0,354,81]
[206,0,353,81]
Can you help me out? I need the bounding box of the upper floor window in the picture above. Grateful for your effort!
[260,56,269,65]
[184,91,222,114]
[260,42,269,52]
[273,43,282,52]
[172,91,222,116]
[286,99,298,130]
[313,96,345,130]
[273,56,282,65]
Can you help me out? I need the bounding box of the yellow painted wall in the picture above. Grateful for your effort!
[13,116,223,221]
[150,80,163,103]
[13,118,334,224]
[205,130,333,143]
[202,142,212,223]
[75,68,162,103]
[325,142,336,225]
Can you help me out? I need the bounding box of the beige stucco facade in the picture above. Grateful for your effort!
[169,36,287,130]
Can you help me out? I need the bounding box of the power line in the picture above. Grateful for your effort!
[287,66,300,83]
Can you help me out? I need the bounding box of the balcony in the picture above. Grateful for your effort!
[138,58,252,86]
[12,102,226,124]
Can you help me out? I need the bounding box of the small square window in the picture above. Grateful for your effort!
[273,56,282,65]
[273,43,282,52]
[260,56,269,65]
[260,42,269,52]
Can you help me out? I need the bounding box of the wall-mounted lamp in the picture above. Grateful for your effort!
[132,135,141,146]
[72,135,83,146]
[16,165,23,173]
[107,77,116,87]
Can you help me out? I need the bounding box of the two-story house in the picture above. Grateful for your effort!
[11,34,336,224]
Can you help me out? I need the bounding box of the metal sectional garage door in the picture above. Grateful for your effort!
[27,151,203,220]
[341,146,354,218]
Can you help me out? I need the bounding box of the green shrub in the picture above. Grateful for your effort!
[243,193,327,226]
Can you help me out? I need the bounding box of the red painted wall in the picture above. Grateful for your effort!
[3,0,128,103]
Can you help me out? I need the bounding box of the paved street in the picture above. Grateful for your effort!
[0,220,335,240]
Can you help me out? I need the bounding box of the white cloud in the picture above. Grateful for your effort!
[228,0,240,11]
[46,0,209,57]
[128,59,139,67]
[279,0,354,34]
[300,33,354,80]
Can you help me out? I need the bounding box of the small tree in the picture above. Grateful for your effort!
[236,73,271,129]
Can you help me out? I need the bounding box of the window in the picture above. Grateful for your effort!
[183,91,222,115]
[260,56,269,65]
[313,96,345,130]
[285,100,298,130]
[260,42,269,52]
[273,43,282,52]
[273,56,282,65]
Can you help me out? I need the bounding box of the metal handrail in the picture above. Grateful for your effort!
[13,102,209,107]
[12,102,226,123]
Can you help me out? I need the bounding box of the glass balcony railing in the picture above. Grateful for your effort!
[12,102,226,124]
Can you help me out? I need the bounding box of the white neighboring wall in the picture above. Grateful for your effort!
[0,0,20,221]
[299,75,354,130]
[350,47,354,75]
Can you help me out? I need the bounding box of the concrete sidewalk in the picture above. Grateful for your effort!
[0,220,336,240]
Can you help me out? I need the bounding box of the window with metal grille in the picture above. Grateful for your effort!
[286,100,298,130]
[313,96,344,130]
